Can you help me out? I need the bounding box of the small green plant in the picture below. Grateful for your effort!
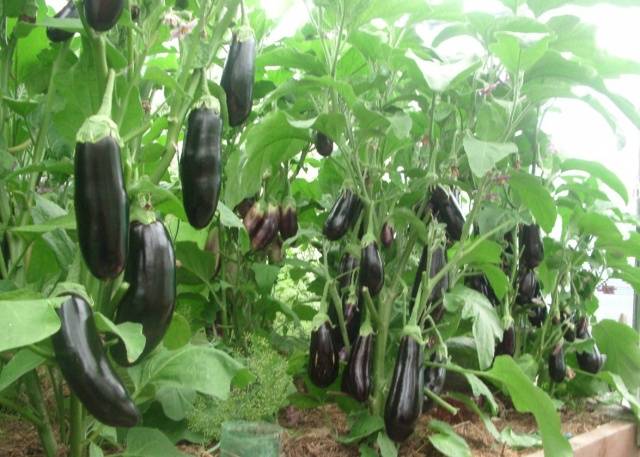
[187,336,292,440]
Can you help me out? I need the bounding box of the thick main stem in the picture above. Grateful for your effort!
[24,373,58,457]
[69,395,84,457]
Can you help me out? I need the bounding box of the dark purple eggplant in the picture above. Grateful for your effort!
[235,197,256,218]
[528,304,548,327]
[575,317,604,374]
[561,310,576,342]
[338,253,358,292]
[308,321,339,388]
[323,189,362,241]
[429,186,465,242]
[331,294,361,351]
[381,222,395,248]
[47,1,78,43]
[315,131,333,157]
[520,224,544,269]
[279,200,298,240]
[422,353,446,413]
[516,269,539,305]
[359,241,384,297]
[548,343,566,383]
[341,333,374,402]
[243,201,266,238]
[251,204,279,251]
[495,325,516,357]
[221,27,256,127]
[384,335,424,442]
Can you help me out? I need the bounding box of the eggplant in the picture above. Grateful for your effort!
[308,321,339,387]
[235,197,256,218]
[221,27,256,126]
[84,0,124,32]
[516,269,539,305]
[384,335,424,442]
[243,201,266,238]
[575,317,604,374]
[330,294,361,351]
[111,220,176,366]
[323,189,362,241]
[315,131,333,157]
[495,325,516,357]
[429,186,465,242]
[52,295,140,427]
[520,224,544,269]
[422,353,447,413]
[561,310,576,342]
[279,199,298,240]
[341,333,374,402]
[47,1,78,42]
[359,241,384,297]
[337,253,359,292]
[548,343,566,383]
[251,204,280,251]
[528,304,548,328]
[380,222,395,248]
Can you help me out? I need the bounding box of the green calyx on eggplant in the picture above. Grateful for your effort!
[428,186,465,242]
[221,26,256,127]
[516,269,539,305]
[495,325,516,357]
[341,332,374,402]
[52,295,140,427]
[84,0,124,32]
[380,222,395,248]
[338,253,359,292]
[278,199,298,240]
[384,334,424,442]
[528,304,548,328]
[47,1,78,42]
[575,317,605,374]
[315,131,334,157]
[308,320,339,388]
[520,224,544,269]
[359,238,384,297]
[180,103,222,229]
[465,274,498,306]
[422,352,447,413]
[548,343,566,383]
[323,188,362,241]
[111,220,176,366]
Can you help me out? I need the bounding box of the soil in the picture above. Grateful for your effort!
[0,399,622,457]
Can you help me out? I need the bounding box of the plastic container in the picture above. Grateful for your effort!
[219,421,282,457]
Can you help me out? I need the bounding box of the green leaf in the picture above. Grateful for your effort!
[163,313,191,350]
[175,241,216,283]
[478,264,509,300]
[598,372,640,422]
[0,298,63,352]
[509,172,556,233]
[444,285,502,370]
[0,349,46,393]
[359,444,378,457]
[463,134,517,178]
[94,313,146,364]
[484,356,572,457]
[336,412,384,444]
[428,420,471,457]
[407,52,481,92]
[252,264,281,293]
[377,431,397,457]
[9,214,76,234]
[489,31,551,73]
[124,427,188,457]
[560,159,628,204]
[452,239,503,265]
[218,202,244,229]
[592,320,640,391]
[463,373,498,415]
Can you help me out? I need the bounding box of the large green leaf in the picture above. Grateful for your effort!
[560,159,628,204]
[509,172,556,233]
[0,298,63,352]
[94,313,146,364]
[463,134,517,177]
[407,52,481,93]
[485,357,572,457]
[428,420,471,457]
[592,320,640,391]
[123,428,188,457]
[0,349,46,392]
[489,31,551,73]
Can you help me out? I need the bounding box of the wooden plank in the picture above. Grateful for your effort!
[527,421,638,457]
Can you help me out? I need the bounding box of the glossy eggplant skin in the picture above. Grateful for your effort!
[359,242,384,296]
[384,336,424,442]
[47,1,78,42]
[279,204,298,240]
[75,137,128,280]
[180,107,222,229]
[495,325,516,357]
[338,253,359,292]
[315,132,333,157]
[429,186,465,242]
[422,353,446,413]
[528,304,548,328]
[251,205,279,251]
[323,190,362,241]
[341,333,374,402]
[308,322,339,388]
[52,295,141,427]
[516,269,539,305]
[548,343,566,383]
[243,202,265,238]
[520,224,544,269]
[575,317,604,374]
[112,221,176,366]
[221,31,256,127]
[84,0,124,32]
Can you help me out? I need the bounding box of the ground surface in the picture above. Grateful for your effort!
[0,399,620,457]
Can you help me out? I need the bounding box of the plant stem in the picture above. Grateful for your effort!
[97,69,117,117]
[424,389,458,415]
[24,372,58,457]
[0,396,43,428]
[70,395,84,457]
[329,282,351,353]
